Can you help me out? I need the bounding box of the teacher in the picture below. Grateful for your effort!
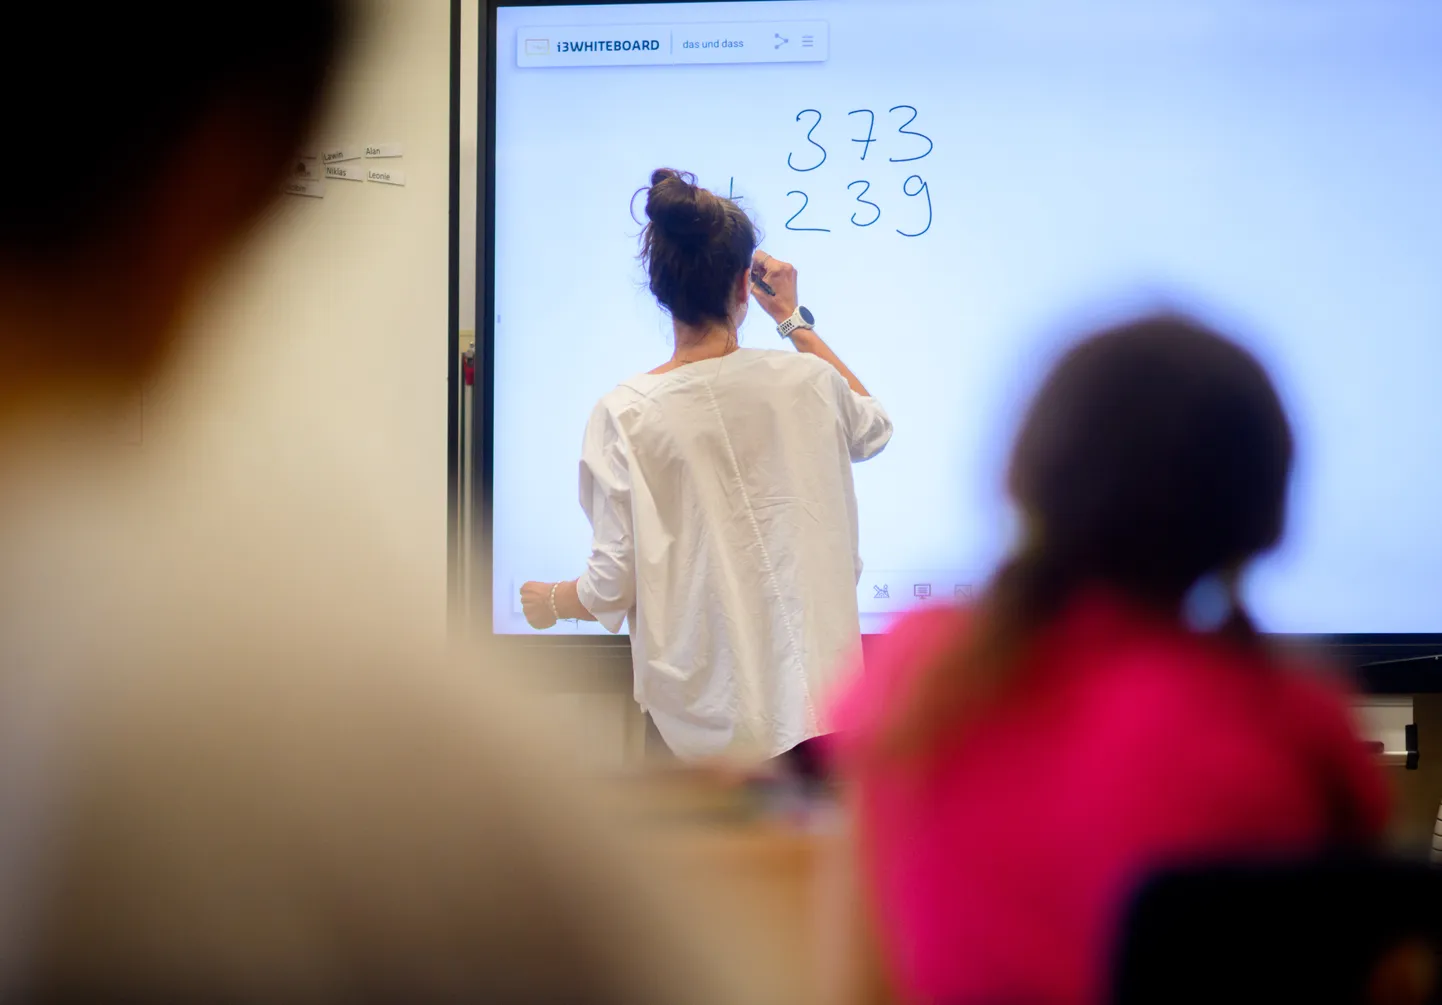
[522,168,892,764]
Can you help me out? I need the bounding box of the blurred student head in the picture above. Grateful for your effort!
[889,313,1293,749]
[0,3,344,415]
[1005,312,1292,620]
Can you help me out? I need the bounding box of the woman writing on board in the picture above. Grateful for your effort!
[522,168,892,765]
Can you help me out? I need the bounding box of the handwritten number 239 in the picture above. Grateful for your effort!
[784,176,932,237]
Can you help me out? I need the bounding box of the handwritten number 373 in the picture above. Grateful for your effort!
[788,108,934,169]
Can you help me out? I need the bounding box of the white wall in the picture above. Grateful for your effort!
[143,0,456,639]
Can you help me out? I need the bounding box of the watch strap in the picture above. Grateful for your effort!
[776,307,813,339]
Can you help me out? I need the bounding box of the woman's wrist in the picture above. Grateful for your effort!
[557,579,601,623]
[768,301,799,324]
[553,580,577,620]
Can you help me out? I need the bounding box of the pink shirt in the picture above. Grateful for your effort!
[828,594,1388,1005]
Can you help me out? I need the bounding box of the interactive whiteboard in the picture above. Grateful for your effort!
[487,0,1442,637]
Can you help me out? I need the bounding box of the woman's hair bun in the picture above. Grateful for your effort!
[637,166,759,327]
[645,168,720,248]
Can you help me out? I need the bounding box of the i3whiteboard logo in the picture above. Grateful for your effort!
[524,38,550,55]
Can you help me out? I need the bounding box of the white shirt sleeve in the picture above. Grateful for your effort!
[831,371,894,461]
[574,403,634,634]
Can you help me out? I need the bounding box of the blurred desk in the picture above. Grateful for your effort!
[610,771,896,1005]
[658,819,825,1004]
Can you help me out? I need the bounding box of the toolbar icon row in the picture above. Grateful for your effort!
[863,575,975,610]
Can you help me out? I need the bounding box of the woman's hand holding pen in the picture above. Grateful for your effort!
[750,250,799,322]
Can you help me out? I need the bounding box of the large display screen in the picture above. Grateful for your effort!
[487,0,1442,638]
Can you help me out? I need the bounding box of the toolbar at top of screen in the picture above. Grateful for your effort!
[515,22,829,67]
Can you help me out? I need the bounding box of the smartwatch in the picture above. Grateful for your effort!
[776,306,815,340]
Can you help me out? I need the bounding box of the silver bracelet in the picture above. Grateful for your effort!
[549,582,561,623]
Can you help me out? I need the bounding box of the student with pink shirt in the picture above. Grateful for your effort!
[822,314,1388,1005]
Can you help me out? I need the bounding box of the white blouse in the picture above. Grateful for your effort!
[574,348,892,761]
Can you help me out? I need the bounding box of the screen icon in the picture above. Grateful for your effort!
[955,584,974,601]
[801,34,815,47]
[914,583,933,599]
[873,584,890,600]
[524,38,550,55]
[774,32,790,49]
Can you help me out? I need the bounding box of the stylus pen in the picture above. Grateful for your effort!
[752,273,776,297]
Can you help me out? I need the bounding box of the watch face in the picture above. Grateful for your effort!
[798,306,815,325]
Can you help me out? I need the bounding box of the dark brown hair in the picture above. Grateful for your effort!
[884,313,1295,752]
[1,2,345,261]
[638,169,757,327]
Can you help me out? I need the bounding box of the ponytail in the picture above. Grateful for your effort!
[1212,568,1278,655]
[1219,609,1264,647]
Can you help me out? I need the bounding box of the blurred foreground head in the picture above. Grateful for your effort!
[0,3,343,416]
[1007,312,1293,611]
[0,12,794,1004]
[887,313,1294,750]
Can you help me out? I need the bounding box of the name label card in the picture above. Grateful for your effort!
[282,179,325,198]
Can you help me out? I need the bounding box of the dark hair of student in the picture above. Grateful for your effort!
[880,313,1295,755]
[0,2,346,263]
[638,169,758,328]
